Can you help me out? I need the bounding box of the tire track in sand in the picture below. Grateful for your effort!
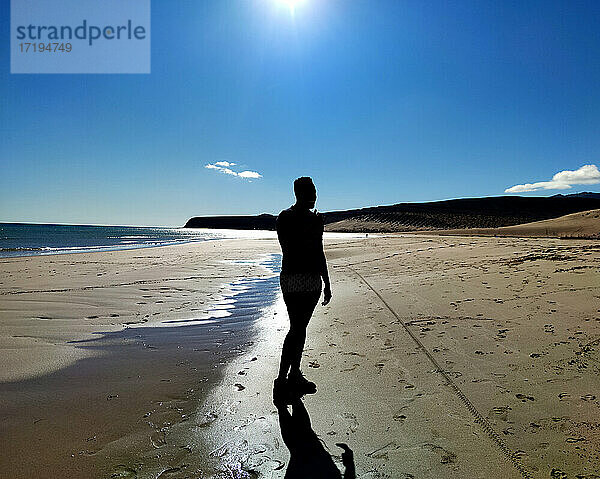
[347,266,532,479]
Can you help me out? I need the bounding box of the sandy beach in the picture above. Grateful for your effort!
[4,1,599,477]
[1,235,599,478]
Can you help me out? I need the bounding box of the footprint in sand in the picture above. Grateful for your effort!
[111,465,137,478]
[515,393,535,402]
[77,449,96,456]
[366,441,399,460]
[343,351,366,358]
[156,468,182,477]
[150,430,166,448]
[341,364,359,372]
[340,412,358,434]
[196,412,218,428]
[497,329,509,339]
[492,406,511,421]
[421,443,457,465]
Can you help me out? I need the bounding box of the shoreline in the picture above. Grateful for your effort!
[0,225,276,260]
[0,239,216,259]
[0,239,281,382]
[0,229,366,260]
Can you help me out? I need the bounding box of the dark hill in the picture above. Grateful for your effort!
[184,194,600,232]
[551,192,600,199]
[184,213,276,230]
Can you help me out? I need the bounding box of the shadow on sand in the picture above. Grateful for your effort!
[275,392,356,479]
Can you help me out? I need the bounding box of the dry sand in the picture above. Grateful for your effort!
[429,209,600,239]
[1,235,599,478]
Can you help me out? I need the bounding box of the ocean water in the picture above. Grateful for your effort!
[0,223,277,258]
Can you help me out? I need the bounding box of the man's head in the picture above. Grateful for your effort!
[293,177,317,209]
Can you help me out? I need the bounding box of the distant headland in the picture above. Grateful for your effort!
[184,193,600,233]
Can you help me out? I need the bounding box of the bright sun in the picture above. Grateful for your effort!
[276,0,305,14]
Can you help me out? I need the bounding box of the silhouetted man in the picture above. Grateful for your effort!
[275,177,331,394]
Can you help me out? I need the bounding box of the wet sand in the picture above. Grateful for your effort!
[1,235,599,478]
[0,239,282,477]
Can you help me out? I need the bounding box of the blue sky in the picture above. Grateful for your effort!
[1,0,600,226]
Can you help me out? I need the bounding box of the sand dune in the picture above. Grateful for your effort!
[430,209,600,239]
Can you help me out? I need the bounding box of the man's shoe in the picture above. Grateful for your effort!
[287,371,317,394]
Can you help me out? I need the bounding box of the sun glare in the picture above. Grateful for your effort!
[276,0,305,15]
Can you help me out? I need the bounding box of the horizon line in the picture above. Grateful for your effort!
[3,191,597,228]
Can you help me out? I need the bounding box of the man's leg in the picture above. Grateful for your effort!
[287,319,309,376]
[277,293,301,380]
[287,291,320,377]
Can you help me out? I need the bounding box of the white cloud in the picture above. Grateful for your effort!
[204,162,262,180]
[238,170,262,178]
[505,164,600,193]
